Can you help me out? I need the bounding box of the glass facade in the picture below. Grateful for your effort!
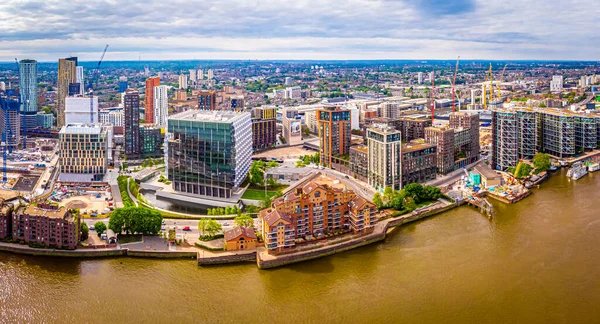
[167,111,252,198]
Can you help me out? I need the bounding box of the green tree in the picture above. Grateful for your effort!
[108,207,162,235]
[225,206,232,215]
[94,221,107,236]
[404,197,417,211]
[403,183,425,202]
[533,152,551,172]
[205,219,222,238]
[423,185,442,200]
[80,223,89,241]
[198,219,209,236]
[383,187,394,204]
[372,192,383,209]
[234,214,254,228]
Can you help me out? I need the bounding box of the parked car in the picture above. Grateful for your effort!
[90,225,95,231]
[223,222,230,226]
[183,226,191,231]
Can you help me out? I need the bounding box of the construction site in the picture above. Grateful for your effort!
[491,107,600,170]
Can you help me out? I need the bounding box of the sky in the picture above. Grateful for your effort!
[0,0,599,62]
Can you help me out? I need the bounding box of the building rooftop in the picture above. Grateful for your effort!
[350,145,368,153]
[21,205,69,219]
[59,123,105,135]
[224,227,257,241]
[168,109,250,123]
[402,142,436,152]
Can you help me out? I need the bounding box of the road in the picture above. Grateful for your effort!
[83,217,260,237]
[317,167,376,199]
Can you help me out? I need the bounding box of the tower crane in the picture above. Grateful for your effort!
[488,63,494,104]
[451,56,460,112]
[88,45,109,123]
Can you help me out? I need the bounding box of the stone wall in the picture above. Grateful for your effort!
[198,252,257,265]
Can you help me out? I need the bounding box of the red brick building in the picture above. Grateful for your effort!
[12,204,79,249]
[144,77,160,124]
[0,203,13,239]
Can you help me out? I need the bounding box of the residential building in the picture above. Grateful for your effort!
[198,90,216,110]
[251,106,277,152]
[197,69,204,80]
[57,57,78,127]
[189,69,197,83]
[259,173,377,253]
[424,126,455,174]
[284,77,293,86]
[124,90,141,157]
[266,166,312,185]
[0,91,21,149]
[449,111,480,164]
[144,77,160,124]
[282,108,303,146]
[318,106,351,168]
[36,113,54,129]
[140,126,163,157]
[12,204,79,249]
[542,110,575,158]
[65,96,99,124]
[18,59,38,131]
[380,102,398,119]
[75,66,84,95]
[401,142,437,186]
[174,89,187,101]
[350,145,368,181]
[179,74,188,90]
[224,227,257,251]
[550,75,563,92]
[398,116,432,141]
[153,85,168,127]
[58,123,109,182]
[118,76,128,93]
[0,203,13,240]
[207,69,214,80]
[167,110,252,198]
[284,86,301,99]
[418,72,423,84]
[98,107,124,127]
[367,124,402,191]
[305,110,318,133]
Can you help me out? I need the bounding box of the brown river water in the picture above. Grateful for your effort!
[1,169,600,323]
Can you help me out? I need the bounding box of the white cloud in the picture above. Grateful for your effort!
[0,0,598,61]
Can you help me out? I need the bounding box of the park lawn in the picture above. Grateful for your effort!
[242,189,279,200]
[117,234,143,244]
[415,200,435,208]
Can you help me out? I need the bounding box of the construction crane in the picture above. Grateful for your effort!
[431,69,436,120]
[451,56,460,112]
[488,63,494,104]
[88,45,109,123]
[497,64,508,99]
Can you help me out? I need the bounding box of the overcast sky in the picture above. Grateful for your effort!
[1,0,599,62]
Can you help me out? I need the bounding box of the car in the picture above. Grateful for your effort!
[89,225,95,231]
[183,226,191,231]
[161,220,166,225]
[223,222,230,226]
[161,226,166,231]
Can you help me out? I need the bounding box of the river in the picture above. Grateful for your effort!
[2,170,600,323]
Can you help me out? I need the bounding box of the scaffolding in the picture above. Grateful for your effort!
[492,110,519,170]
[542,113,575,158]
[575,116,597,153]
[517,110,541,160]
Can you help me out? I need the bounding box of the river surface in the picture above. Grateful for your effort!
[2,170,600,323]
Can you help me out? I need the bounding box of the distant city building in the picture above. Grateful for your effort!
[417,72,423,84]
[197,69,204,80]
[207,69,214,80]
[251,106,277,152]
[550,75,563,92]
[153,85,168,127]
[167,110,252,198]
[99,108,124,127]
[36,113,54,129]
[18,59,38,132]
[380,102,398,119]
[144,77,160,124]
[284,77,293,86]
[59,123,110,182]
[140,126,163,157]
[0,91,21,149]
[282,108,302,146]
[189,69,197,83]
[304,110,318,133]
[75,66,84,95]
[68,83,81,96]
[0,82,5,91]
[398,116,432,141]
[12,205,79,249]
[65,96,99,124]
[124,90,141,157]
[57,57,78,128]
[350,145,368,181]
[367,124,402,191]
[179,74,188,90]
[284,86,301,99]
[197,90,216,110]
[118,76,128,93]
[317,106,351,168]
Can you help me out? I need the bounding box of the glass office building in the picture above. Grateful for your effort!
[167,110,252,199]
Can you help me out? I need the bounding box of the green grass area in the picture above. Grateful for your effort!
[117,234,143,244]
[415,200,435,208]
[241,189,279,200]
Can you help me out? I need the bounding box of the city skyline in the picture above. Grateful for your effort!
[1,0,599,61]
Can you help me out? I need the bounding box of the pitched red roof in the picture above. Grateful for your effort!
[262,209,292,227]
[224,226,257,241]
